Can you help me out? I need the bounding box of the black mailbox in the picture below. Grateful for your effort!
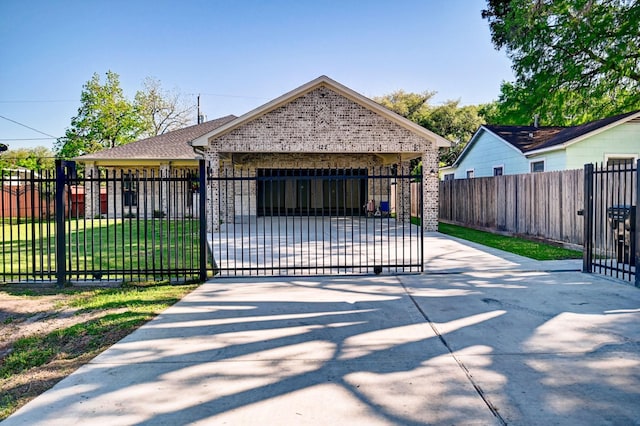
[607,205,636,266]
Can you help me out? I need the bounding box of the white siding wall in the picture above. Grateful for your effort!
[445,121,640,179]
[564,122,640,169]
[527,151,566,172]
[453,131,530,178]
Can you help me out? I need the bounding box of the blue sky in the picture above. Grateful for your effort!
[0,0,513,152]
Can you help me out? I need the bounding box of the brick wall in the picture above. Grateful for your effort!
[204,85,439,231]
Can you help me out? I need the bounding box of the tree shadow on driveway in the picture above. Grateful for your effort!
[4,272,640,425]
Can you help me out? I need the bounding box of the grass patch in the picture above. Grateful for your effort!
[70,283,196,312]
[0,282,196,420]
[1,218,201,281]
[438,222,582,261]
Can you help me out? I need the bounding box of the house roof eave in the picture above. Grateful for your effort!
[525,110,640,156]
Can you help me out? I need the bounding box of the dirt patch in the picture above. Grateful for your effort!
[0,286,89,356]
[0,284,133,419]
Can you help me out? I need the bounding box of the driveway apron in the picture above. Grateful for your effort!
[4,235,640,425]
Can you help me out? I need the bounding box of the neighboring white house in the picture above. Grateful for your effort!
[441,110,640,179]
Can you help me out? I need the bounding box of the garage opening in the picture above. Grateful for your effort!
[257,168,367,216]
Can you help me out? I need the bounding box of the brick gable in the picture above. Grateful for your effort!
[208,86,432,154]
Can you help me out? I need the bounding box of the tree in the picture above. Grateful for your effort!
[375,91,486,166]
[374,90,435,122]
[421,101,485,144]
[135,77,195,137]
[0,146,55,173]
[56,71,145,159]
[0,143,7,152]
[482,0,640,125]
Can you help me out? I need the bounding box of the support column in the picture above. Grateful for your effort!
[84,162,100,218]
[206,152,220,232]
[422,150,439,232]
[221,161,234,223]
[397,160,411,222]
[159,162,170,217]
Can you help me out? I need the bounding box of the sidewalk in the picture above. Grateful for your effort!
[3,234,638,425]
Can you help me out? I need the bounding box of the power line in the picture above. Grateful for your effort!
[0,114,57,138]
[0,99,78,103]
[0,137,56,141]
[188,92,269,100]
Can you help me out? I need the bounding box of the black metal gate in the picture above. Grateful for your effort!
[207,166,424,276]
[583,161,640,286]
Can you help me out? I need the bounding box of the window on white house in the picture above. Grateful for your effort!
[493,166,504,176]
[466,169,474,179]
[530,161,545,173]
[606,157,635,167]
[444,173,454,181]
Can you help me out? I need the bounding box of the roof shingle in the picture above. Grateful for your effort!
[485,110,640,153]
[75,115,237,161]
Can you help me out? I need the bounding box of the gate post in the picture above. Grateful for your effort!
[55,160,67,286]
[422,151,439,232]
[199,159,207,282]
[583,163,594,273]
[635,160,640,287]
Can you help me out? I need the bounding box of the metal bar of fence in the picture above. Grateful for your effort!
[55,160,66,285]
[583,163,594,273]
[636,159,640,288]
[199,160,207,282]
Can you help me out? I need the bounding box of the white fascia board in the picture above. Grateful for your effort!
[449,127,484,167]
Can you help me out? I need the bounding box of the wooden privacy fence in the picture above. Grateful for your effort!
[439,170,584,245]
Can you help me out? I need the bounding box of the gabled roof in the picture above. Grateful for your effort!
[75,115,236,162]
[192,75,451,148]
[483,125,565,153]
[527,109,640,154]
[452,109,640,167]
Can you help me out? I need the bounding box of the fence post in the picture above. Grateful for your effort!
[632,160,640,287]
[420,176,424,272]
[199,159,207,282]
[582,163,594,273]
[55,160,66,286]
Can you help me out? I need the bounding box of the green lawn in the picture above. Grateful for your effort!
[0,282,197,420]
[1,219,201,281]
[438,222,583,261]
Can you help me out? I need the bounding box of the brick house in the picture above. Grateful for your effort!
[77,76,449,231]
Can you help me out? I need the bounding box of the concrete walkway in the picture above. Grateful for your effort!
[4,235,639,425]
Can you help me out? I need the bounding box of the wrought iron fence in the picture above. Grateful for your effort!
[1,161,204,285]
[2,161,425,284]
[583,161,639,286]
[1,168,56,282]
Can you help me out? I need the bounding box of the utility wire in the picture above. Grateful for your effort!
[0,137,56,141]
[188,92,268,100]
[0,99,78,103]
[0,114,58,138]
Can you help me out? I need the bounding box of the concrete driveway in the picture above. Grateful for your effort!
[4,234,640,425]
